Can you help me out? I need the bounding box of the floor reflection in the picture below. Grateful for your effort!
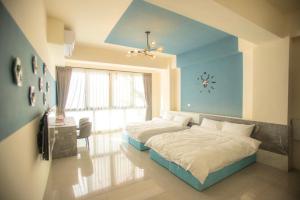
[71,132,145,198]
[44,132,300,200]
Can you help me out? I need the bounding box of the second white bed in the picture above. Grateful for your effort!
[145,126,261,183]
[125,117,188,143]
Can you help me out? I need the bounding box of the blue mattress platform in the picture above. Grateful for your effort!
[123,133,150,151]
[149,149,256,191]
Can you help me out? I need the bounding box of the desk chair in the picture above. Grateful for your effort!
[77,122,92,149]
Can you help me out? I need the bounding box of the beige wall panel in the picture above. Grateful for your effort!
[252,38,289,125]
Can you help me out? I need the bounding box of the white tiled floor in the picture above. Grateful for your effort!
[44,132,300,200]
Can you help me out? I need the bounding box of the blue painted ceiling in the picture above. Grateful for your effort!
[105,0,231,55]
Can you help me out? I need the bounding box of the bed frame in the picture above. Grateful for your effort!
[123,133,150,151]
[150,149,256,191]
[147,111,289,190]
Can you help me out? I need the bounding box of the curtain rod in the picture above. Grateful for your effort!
[56,66,151,75]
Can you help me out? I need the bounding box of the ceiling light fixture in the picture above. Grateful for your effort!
[127,31,163,59]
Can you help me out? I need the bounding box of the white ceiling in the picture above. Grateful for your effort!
[45,0,133,46]
[45,0,300,47]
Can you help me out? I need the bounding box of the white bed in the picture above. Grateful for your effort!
[126,118,187,143]
[145,125,261,183]
[124,111,198,150]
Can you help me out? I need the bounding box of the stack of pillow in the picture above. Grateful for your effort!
[162,113,192,127]
[200,118,255,137]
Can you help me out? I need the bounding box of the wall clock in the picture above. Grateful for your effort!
[197,72,216,93]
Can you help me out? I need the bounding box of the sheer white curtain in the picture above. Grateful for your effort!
[66,69,109,110]
[111,72,145,109]
[65,68,146,132]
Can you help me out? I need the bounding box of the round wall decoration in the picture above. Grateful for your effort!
[197,72,216,93]
[32,56,38,75]
[43,63,47,75]
[43,92,47,105]
[29,86,36,106]
[13,57,23,87]
[38,77,43,92]
[46,82,49,93]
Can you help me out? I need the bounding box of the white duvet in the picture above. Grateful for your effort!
[145,127,261,183]
[125,118,186,143]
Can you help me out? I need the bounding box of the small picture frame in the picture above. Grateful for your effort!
[39,77,43,92]
[29,86,36,106]
[43,63,47,75]
[43,92,47,105]
[13,57,23,87]
[46,82,49,93]
[32,56,38,75]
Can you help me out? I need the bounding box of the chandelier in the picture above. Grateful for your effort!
[127,31,163,59]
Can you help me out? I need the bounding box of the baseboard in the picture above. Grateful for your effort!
[256,149,288,171]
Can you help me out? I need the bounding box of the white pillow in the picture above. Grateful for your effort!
[162,113,174,121]
[173,115,191,127]
[221,121,255,137]
[200,118,222,130]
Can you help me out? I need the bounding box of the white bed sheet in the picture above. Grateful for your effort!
[145,127,261,183]
[125,118,186,143]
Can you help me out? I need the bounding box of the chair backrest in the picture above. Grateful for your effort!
[79,118,89,127]
[79,122,92,138]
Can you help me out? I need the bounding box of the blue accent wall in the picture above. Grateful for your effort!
[178,36,243,117]
[105,0,230,54]
[0,2,56,141]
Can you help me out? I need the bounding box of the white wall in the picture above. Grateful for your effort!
[0,0,55,199]
[252,38,290,125]
[239,38,255,119]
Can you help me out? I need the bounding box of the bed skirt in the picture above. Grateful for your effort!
[149,149,256,191]
[123,133,150,151]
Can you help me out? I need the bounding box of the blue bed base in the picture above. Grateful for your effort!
[123,133,150,151]
[149,149,256,191]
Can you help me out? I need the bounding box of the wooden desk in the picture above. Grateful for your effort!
[48,117,77,159]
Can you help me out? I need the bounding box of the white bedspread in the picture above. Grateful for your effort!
[145,127,261,183]
[125,118,185,143]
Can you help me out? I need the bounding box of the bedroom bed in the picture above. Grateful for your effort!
[145,121,261,191]
[124,111,198,151]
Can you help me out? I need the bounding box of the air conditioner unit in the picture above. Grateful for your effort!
[64,30,75,57]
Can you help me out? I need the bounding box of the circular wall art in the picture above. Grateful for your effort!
[43,63,47,75]
[29,86,36,106]
[197,72,216,93]
[13,57,23,87]
[46,82,49,93]
[32,56,38,74]
[43,92,47,105]
[39,77,43,92]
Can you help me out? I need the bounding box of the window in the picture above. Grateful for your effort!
[66,69,110,110]
[65,68,146,132]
